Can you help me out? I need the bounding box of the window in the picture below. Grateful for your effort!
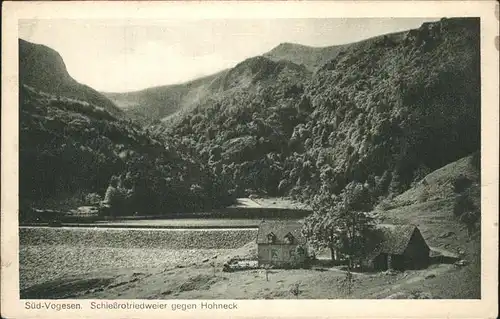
[267,232,276,244]
[271,249,279,260]
[284,232,295,244]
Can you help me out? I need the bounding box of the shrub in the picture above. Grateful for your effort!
[453,194,474,217]
[453,174,472,193]
[417,188,430,203]
[453,193,479,237]
[85,193,102,205]
[376,198,399,211]
[470,151,480,170]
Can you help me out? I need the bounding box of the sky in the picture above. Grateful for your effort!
[19,18,439,93]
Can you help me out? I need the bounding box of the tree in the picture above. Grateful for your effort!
[453,193,479,238]
[303,183,377,266]
[453,193,475,217]
[289,282,301,299]
[452,174,472,193]
[303,194,342,262]
[338,267,354,296]
[460,211,479,238]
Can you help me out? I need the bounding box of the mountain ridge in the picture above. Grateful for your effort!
[101,27,421,124]
[103,55,312,124]
[19,39,123,118]
[162,17,480,206]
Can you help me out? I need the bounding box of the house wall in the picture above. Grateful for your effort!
[361,259,373,270]
[363,253,387,271]
[258,243,306,267]
[365,253,406,271]
[363,229,431,272]
[390,254,406,270]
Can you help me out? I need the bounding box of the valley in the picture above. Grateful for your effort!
[17,17,482,300]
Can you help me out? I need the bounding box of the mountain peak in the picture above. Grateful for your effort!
[19,39,122,117]
[264,42,347,72]
[273,42,306,49]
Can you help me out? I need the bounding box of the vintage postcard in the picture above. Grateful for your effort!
[1,1,498,318]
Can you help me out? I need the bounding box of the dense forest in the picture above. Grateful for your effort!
[157,18,480,208]
[19,17,480,220]
[19,86,233,220]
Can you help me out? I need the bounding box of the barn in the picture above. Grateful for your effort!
[362,224,430,271]
[256,220,309,268]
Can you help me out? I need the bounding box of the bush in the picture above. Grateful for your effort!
[84,193,102,205]
[376,198,397,211]
[453,192,479,237]
[453,194,474,217]
[470,151,480,170]
[453,174,472,193]
[417,188,430,203]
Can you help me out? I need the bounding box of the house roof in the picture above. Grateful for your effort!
[363,224,427,263]
[256,220,306,245]
[375,224,417,255]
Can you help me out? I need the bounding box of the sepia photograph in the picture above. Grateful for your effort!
[1,1,498,318]
[17,16,483,300]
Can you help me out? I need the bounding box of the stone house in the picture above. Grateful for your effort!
[256,220,309,268]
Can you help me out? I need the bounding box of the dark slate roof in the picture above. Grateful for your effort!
[377,224,417,254]
[256,220,306,244]
[365,224,420,261]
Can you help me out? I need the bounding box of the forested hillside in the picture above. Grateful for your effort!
[19,18,481,219]
[160,17,481,210]
[19,84,232,220]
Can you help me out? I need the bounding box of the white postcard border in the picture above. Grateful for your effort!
[2,1,498,318]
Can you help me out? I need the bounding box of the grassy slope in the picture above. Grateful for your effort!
[22,253,469,299]
[102,70,228,124]
[376,154,480,249]
[373,153,481,298]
